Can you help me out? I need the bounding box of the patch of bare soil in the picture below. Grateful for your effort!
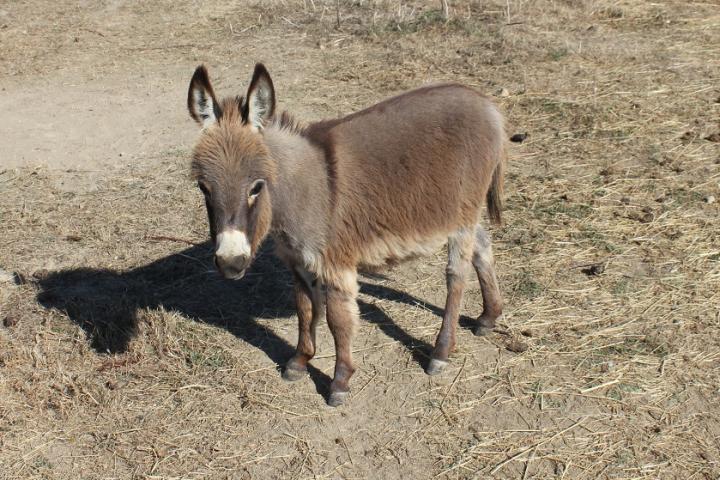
[1,1,719,478]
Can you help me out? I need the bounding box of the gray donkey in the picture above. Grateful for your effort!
[187,64,505,406]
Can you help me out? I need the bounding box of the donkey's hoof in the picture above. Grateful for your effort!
[327,390,350,407]
[282,366,307,382]
[474,326,494,336]
[426,358,448,376]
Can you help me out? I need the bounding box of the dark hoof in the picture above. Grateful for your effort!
[474,326,494,336]
[426,358,448,376]
[282,366,307,382]
[327,390,350,407]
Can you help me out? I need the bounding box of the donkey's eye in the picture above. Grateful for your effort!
[248,179,265,198]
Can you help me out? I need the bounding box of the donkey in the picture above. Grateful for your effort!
[187,64,505,406]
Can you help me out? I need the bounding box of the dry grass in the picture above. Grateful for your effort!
[1,0,719,478]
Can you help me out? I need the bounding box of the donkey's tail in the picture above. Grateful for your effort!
[486,145,505,226]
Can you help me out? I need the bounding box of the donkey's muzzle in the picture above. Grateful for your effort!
[214,254,249,280]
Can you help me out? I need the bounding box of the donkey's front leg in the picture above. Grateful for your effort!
[325,268,359,407]
[283,267,324,381]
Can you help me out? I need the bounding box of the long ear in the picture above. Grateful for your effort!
[188,65,222,128]
[242,63,275,131]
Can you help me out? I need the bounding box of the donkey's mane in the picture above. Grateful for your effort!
[218,96,306,136]
[272,110,307,136]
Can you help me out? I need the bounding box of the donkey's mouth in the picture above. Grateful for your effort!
[220,268,246,281]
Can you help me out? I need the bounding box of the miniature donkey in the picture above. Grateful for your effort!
[187,64,505,406]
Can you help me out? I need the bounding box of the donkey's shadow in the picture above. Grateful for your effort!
[36,242,473,400]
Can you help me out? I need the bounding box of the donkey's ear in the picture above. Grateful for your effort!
[188,65,222,128]
[243,63,275,131]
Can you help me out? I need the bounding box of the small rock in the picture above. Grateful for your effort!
[3,316,18,328]
[705,133,720,143]
[706,195,716,204]
[506,337,528,353]
[509,132,528,143]
[105,379,118,390]
[32,269,50,280]
[498,88,510,97]
[630,206,654,223]
[600,166,617,176]
[581,263,605,276]
[601,360,615,372]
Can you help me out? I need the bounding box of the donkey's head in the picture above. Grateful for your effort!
[188,64,277,280]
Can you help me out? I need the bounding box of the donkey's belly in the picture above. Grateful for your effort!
[357,233,447,269]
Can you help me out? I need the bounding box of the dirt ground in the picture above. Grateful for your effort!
[1,1,719,478]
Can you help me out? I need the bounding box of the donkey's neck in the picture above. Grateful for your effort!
[262,124,331,255]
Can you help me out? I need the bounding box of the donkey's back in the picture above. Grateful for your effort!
[305,83,505,268]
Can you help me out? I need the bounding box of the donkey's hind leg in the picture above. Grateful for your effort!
[283,267,324,381]
[472,226,503,336]
[427,227,474,375]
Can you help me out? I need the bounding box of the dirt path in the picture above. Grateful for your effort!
[0,0,324,171]
[1,68,197,169]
